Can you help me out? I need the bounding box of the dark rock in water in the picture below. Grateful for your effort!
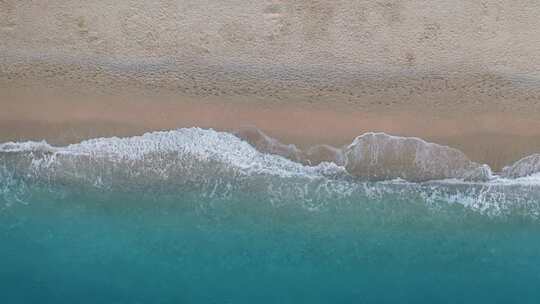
[235,127,346,166]
[302,145,346,166]
[501,154,540,178]
[234,127,303,162]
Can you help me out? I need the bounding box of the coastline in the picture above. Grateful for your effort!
[3,1,540,302]
[2,0,540,172]
[2,85,540,171]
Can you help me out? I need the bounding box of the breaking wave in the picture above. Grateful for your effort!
[1,127,540,218]
[501,154,540,178]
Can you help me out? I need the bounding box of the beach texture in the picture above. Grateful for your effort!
[2,1,540,303]
[2,0,540,170]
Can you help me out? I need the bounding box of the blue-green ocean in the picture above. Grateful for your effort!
[1,128,540,303]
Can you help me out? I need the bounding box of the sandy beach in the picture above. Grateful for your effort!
[2,78,540,171]
[4,2,540,302]
[2,0,540,171]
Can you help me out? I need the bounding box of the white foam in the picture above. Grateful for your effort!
[344,132,490,182]
[1,128,539,186]
[1,129,540,218]
[501,154,540,178]
[0,140,57,153]
[1,128,345,180]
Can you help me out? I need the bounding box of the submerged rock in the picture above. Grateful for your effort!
[234,127,303,163]
[235,128,494,182]
[235,127,345,166]
[302,145,346,166]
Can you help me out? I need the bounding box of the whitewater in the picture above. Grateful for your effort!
[2,128,540,217]
[1,128,540,303]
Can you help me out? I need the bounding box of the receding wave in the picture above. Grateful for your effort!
[344,132,492,182]
[1,127,540,218]
[236,127,496,182]
[501,154,540,178]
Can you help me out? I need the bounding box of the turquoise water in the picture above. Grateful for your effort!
[1,128,540,303]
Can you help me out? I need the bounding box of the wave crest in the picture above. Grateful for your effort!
[344,133,491,182]
[235,128,492,182]
[502,154,540,178]
[5,128,540,184]
[1,128,540,218]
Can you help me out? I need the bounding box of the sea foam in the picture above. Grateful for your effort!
[501,154,540,178]
[2,127,540,183]
[1,128,540,217]
[236,128,494,182]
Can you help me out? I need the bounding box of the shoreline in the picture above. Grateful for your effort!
[2,88,540,171]
[2,0,540,173]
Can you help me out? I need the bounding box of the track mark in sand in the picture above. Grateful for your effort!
[376,0,404,25]
[262,2,292,42]
[120,8,161,50]
[0,0,17,30]
[300,0,335,40]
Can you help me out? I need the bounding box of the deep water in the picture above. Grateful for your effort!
[1,186,540,303]
[1,128,540,303]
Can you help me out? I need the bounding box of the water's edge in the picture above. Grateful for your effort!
[2,127,540,218]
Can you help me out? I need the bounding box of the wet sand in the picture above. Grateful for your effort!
[2,85,540,171]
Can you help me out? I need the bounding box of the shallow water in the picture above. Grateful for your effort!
[1,128,540,303]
